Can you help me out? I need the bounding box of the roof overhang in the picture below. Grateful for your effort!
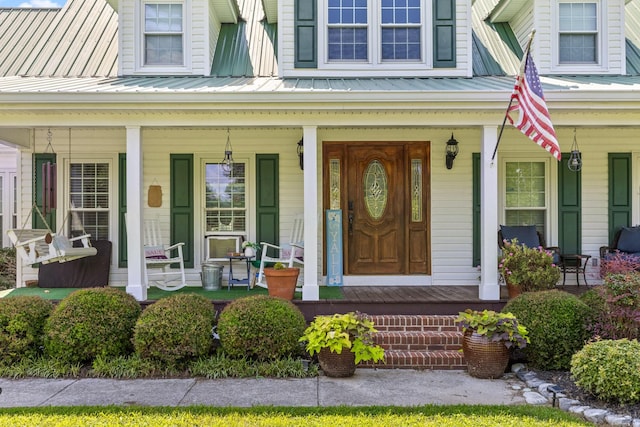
[262,0,277,23]
[211,0,240,24]
[488,0,528,22]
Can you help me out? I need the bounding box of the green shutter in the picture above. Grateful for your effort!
[433,0,456,68]
[295,0,317,68]
[472,153,480,267]
[558,154,582,254]
[33,153,56,230]
[118,154,127,267]
[256,155,279,257]
[170,154,194,268]
[608,153,632,242]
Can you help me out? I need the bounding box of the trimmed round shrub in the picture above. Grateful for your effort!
[0,296,53,364]
[503,289,591,370]
[218,295,306,361]
[571,339,640,403]
[133,294,215,368]
[44,287,142,364]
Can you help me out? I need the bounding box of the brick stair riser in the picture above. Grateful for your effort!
[360,350,466,370]
[374,331,462,352]
[368,315,460,333]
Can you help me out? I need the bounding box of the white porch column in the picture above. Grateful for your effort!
[125,126,147,301]
[302,125,319,301]
[479,126,500,300]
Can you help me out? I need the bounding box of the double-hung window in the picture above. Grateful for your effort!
[504,161,548,237]
[204,162,246,234]
[325,0,425,66]
[143,2,184,66]
[69,162,110,240]
[558,1,598,64]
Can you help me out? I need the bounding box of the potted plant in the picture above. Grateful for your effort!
[499,238,561,298]
[455,309,529,379]
[241,241,259,258]
[264,262,299,300]
[299,312,385,377]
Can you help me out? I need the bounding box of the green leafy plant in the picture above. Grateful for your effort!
[499,238,560,292]
[0,296,53,364]
[586,272,640,340]
[504,290,591,370]
[571,338,640,403]
[273,262,285,270]
[299,312,385,364]
[217,295,306,360]
[241,241,260,250]
[0,247,16,291]
[455,309,529,349]
[133,294,216,369]
[44,288,142,365]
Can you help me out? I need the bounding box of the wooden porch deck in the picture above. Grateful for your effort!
[295,285,591,319]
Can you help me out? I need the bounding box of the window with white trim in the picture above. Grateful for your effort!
[324,0,425,65]
[558,1,598,64]
[69,162,110,240]
[504,161,548,236]
[143,2,184,66]
[204,162,246,234]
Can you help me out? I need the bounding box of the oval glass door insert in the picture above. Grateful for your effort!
[364,160,388,219]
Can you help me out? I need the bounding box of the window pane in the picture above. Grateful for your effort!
[559,34,596,63]
[328,28,367,60]
[505,161,546,208]
[146,35,183,65]
[69,162,109,240]
[204,162,246,232]
[381,28,420,60]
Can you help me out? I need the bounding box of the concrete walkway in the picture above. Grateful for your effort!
[0,369,525,408]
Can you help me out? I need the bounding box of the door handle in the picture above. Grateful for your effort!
[348,201,354,235]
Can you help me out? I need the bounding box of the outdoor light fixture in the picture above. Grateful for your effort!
[221,128,234,173]
[568,128,582,172]
[297,138,304,170]
[445,133,459,170]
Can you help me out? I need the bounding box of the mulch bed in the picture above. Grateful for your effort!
[531,369,640,419]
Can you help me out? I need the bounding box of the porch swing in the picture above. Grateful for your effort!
[7,129,97,266]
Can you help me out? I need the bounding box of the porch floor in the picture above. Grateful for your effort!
[3,284,592,320]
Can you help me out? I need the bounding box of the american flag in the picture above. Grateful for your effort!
[507,51,561,160]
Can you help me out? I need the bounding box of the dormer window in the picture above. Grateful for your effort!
[323,0,424,66]
[559,2,598,64]
[144,3,184,65]
[136,0,191,73]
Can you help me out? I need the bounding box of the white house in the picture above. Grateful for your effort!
[0,0,639,301]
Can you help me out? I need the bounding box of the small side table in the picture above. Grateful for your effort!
[559,254,592,286]
[226,255,254,291]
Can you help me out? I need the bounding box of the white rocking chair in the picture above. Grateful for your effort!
[256,213,304,290]
[141,218,187,291]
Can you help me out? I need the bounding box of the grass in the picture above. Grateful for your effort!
[3,285,344,301]
[0,405,591,427]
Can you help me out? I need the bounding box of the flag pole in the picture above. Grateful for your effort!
[490,30,537,163]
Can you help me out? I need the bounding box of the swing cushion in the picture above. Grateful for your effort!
[144,245,167,259]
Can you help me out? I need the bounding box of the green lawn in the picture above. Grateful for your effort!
[3,285,344,301]
[0,405,591,427]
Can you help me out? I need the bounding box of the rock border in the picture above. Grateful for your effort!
[509,363,638,426]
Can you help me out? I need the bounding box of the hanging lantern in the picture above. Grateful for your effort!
[568,128,582,172]
[220,128,234,173]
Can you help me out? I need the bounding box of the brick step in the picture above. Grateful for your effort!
[368,314,460,332]
[374,330,463,352]
[361,349,466,370]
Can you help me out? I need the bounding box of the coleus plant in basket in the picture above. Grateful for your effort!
[455,309,530,349]
[299,312,385,364]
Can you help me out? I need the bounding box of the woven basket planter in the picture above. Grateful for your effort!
[318,347,357,378]
[462,331,510,379]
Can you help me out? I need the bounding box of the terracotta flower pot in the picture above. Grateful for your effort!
[462,331,510,379]
[506,281,522,299]
[318,347,357,377]
[264,267,299,300]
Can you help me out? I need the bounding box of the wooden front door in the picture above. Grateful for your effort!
[324,142,430,276]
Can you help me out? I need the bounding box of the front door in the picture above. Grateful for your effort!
[324,142,430,276]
